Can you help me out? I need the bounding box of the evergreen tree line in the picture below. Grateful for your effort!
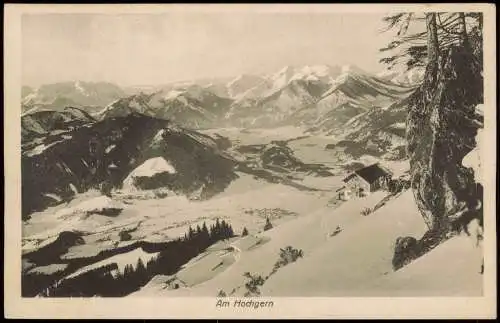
[40,219,235,297]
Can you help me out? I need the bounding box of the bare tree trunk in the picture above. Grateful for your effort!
[458,12,468,35]
[457,12,470,46]
[426,13,440,65]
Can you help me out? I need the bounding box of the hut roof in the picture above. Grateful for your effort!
[343,163,391,184]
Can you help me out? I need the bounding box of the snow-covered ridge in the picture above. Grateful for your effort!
[74,81,88,96]
[22,64,414,132]
[377,67,425,86]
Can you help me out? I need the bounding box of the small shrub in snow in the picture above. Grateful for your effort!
[329,226,342,237]
[153,189,170,199]
[270,246,304,275]
[360,207,372,216]
[243,272,265,297]
[241,227,249,236]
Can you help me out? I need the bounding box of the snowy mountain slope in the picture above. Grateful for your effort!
[260,190,427,296]
[285,68,411,130]
[95,86,234,129]
[357,234,483,296]
[132,187,482,297]
[377,67,425,86]
[197,65,342,102]
[300,87,414,161]
[233,65,343,102]
[226,78,330,127]
[226,74,266,99]
[258,66,413,134]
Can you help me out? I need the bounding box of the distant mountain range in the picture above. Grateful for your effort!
[22,81,129,114]
[21,65,422,132]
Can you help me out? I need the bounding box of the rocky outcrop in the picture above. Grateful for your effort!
[392,236,418,270]
[391,228,445,271]
[461,105,485,250]
[406,45,483,235]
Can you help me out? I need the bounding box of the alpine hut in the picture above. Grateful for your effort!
[341,163,392,199]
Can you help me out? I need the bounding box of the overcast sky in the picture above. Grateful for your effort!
[22,12,398,87]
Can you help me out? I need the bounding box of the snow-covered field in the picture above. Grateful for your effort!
[132,189,482,297]
[22,171,339,260]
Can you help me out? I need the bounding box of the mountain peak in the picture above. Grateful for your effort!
[277,65,295,74]
[227,74,262,87]
[301,64,335,74]
[340,64,366,75]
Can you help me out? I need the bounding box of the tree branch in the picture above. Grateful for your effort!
[437,12,459,25]
[437,13,464,36]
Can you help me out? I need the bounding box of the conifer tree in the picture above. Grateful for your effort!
[214,218,221,239]
[202,222,209,237]
[188,226,195,241]
[221,220,228,239]
[135,258,147,285]
[264,217,273,231]
[242,227,249,236]
[122,264,133,283]
[136,258,146,273]
[209,224,215,240]
[202,222,210,246]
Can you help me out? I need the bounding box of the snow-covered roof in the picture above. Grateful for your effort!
[343,163,391,184]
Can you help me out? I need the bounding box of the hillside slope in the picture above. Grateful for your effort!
[22,113,238,218]
[132,188,482,297]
